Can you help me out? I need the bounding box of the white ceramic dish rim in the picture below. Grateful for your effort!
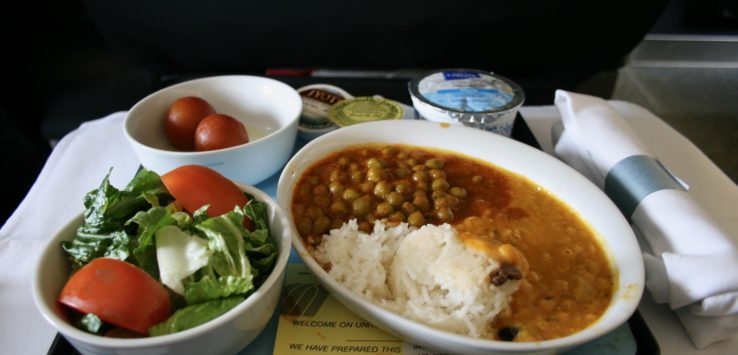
[277,119,645,353]
[123,74,301,156]
[31,183,292,349]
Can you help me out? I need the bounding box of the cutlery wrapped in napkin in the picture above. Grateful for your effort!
[552,90,738,349]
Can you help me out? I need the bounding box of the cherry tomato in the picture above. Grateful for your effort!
[164,96,216,150]
[58,258,171,335]
[161,165,252,229]
[194,114,249,151]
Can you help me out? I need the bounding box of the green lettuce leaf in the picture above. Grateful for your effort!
[61,230,130,269]
[79,168,169,235]
[241,200,277,284]
[243,197,269,230]
[196,210,252,279]
[62,168,173,270]
[78,313,102,334]
[148,296,244,336]
[124,168,169,195]
[127,206,177,279]
[192,205,210,225]
[184,274,254,305]
[180,200,277,304]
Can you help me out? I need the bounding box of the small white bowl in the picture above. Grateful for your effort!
[32,183,292,355]
[124,75,302,185]
[277,120,644,355]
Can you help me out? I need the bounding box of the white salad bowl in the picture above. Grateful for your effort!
[277,119,645,355]
[32,183,292,355]
[124,75,302,185]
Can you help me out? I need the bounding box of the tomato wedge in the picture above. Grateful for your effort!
[161,165,252,228]
[58,258,171,335]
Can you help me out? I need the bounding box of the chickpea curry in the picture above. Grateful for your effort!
[291,143,614,342]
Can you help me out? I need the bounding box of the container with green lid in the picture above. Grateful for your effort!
[328,96,405,127]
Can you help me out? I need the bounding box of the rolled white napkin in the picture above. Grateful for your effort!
[552,90,738,349]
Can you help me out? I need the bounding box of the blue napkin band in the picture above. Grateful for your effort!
[605,154,685,218]
[551,122,685,219]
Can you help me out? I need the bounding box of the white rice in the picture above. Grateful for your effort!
[313,220,520,338]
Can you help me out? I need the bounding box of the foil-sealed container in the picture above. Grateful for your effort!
[408,68,525,136]
[328,96,405,127]
[297,84,353,141]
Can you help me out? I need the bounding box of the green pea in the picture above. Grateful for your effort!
[343,188,360,201]
[358,221,371,233]
[401,201,416,214]
[437,207,454,222]
[429,169,446,180]
[330,201,348,215]
[376,202,394,217]
[360,181,375,193]
[395,182,412,196]
[446,195,460,208]
[431,178,450,191]
[312,215,331,235]
[449,186,467,198]
[387,191,404,206]
[352,197,371,216]
[373,181,391,198]
[367,167,382,182]
[329,169,345,182]
[412,171,429,182]
[434,195,459,209]
[305,205,323,219]
[425,158,445,169]
[367,157,386,169]
[407,211,425,227]
[329,181,344,195]
[431,190,446,200]
[434,196,450,209]
[381,146,397,159]
[314,195,330,209]
[413,194,430,210]
[351,171,364,183]
[337,156,351,167]
[388,211,405,222]
[394,167,411,179]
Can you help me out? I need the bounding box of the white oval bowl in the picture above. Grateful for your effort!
[32,183,292,355]
[124,75,302,185]
[277,119,644,355]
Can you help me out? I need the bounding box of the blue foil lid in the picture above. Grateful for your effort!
[410,69,525,113]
